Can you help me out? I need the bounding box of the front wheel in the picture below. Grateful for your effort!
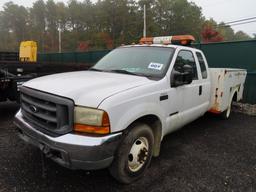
[109,123,154,184]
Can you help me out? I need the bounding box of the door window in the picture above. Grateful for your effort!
[196,52,208,79]
[172,50,198,80]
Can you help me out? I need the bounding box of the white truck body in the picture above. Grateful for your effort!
[14,40,247,183]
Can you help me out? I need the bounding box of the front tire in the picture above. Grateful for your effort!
[109,123,154,184]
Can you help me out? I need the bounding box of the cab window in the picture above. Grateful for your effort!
[173,50,198,80]
[196,52,208,79]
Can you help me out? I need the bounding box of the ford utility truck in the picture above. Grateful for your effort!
[14,35,247,183]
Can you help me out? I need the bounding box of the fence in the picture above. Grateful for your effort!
[38,50,111,65]
[38,40,256,104]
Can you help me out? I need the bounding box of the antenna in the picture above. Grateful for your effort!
[143,4,146,37]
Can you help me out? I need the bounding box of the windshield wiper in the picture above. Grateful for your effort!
[89,68,147,77]
[109,69,139,76]
[88,68,104,72]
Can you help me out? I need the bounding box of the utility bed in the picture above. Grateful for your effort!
[209,68,247,113]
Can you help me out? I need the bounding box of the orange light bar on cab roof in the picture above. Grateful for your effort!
[139,37,154,44]
[139,35,195,45]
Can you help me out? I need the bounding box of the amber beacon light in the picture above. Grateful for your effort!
[139,35,195,46]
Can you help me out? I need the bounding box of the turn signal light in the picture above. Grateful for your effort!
[74,124,110,134]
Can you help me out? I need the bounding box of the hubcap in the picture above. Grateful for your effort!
[128,137,149,172]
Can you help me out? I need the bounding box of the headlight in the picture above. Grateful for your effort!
[74,106,110,134]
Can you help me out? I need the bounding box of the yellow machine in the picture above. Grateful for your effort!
[19,41,37,62]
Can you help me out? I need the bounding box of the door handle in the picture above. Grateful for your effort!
[160,94,168,101]
[199,85,202,95]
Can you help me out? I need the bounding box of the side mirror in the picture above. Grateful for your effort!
[183,64,193,73]
[171,70,193,87]
[183,71,193,84]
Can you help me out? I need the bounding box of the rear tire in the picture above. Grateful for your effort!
[109,123,154,184]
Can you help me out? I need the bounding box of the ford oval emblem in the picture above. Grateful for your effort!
[29,105,38,113]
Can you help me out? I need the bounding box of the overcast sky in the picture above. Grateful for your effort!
[0,0,255,36]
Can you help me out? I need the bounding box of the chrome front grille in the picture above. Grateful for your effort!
[20,86,74,137]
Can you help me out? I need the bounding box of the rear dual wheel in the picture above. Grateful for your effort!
[109,123,154,184]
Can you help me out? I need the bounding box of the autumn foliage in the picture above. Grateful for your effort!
[99,32,114,49]
[78,41,90,52]
[201,26,224,43]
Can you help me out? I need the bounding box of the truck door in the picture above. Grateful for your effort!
[195,51,211,113]
[171,49,204,126]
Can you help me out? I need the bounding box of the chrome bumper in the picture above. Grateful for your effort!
[14,110,122,170]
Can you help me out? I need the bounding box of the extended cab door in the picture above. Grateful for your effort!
[194,51,211,113]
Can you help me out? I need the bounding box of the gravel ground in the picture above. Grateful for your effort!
[233,102,256,116]
[0,102,256,192]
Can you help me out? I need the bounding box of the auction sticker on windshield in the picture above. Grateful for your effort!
[148,62,164,70]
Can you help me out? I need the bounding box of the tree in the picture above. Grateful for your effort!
[202,19,252,42]
[0,11,16,51]
[201,25,224,43]
[168,0,204,39]
[30,0,47,52]
[1,2,29,49]
[45,0,58,51]
[218,22,235,41]
[0,0,252,51]
[234,31,251,41]
[95,0,134,47]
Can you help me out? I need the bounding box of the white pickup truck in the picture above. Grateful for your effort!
[14,35,247,184]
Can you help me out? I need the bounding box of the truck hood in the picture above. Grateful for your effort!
[24,71,153,108]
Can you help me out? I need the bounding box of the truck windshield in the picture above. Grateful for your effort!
[91,47,175,78]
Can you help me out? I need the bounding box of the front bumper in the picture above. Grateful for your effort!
[14,110,122,170]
